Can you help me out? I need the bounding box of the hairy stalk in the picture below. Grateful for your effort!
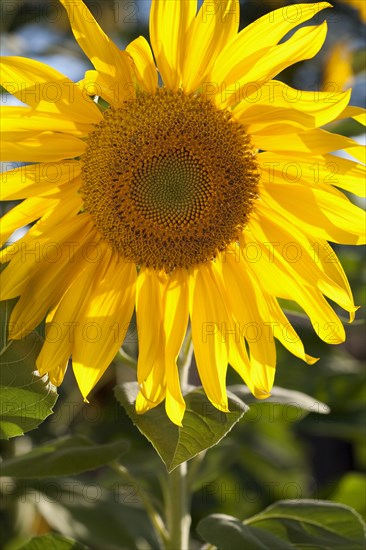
[166,462,191,550]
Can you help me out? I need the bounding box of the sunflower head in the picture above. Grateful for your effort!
[0,0,364,426]
[81,88,259,272]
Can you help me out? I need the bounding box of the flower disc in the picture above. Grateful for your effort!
[81,89,259,271]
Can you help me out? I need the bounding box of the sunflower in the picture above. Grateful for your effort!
[322,41,354,92]
[339,0,366,22]
[1,0,365,426]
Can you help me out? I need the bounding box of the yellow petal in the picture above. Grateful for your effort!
[257,151,366,197]
[249,205,357,314]
[135,271,168,414]
[163,269,189,426]
[0,56,101,122]
[38,349,70,386]
[265,294,318,364]
[59,0,134,104]
[243,232,346,345]
[343,0,366,22]
[7,221,98,338]
[297,288,346,344]
[1,161,81,200]
[315,241,357,322]
[126,36,158,94]
[149,0,196,90]
[219,247,276,379]
[1,131,85,162]
[227,334,271,399]
[135,267,166,384]
[213,2,330,77]
[253,128,362,156]
[234,81,351,133]
[322,41,353,92]
[36,243,104,378]
[231,2,330,54]
[335,105,366,126]
[48,363,68,387]
[349,110,366,126]
[183,0,239,93]
[72,250,136,400]
[164,362,186,427]
[213,256,275,399]
[344,146,366,164]
[259,181,365,244]
[1,212,92,299]
[135,358,166,414]
[1,196,57,246]
[189,262,229,411]
[1,107,95,138]
[0,182,82,265]
[211,7,329,106]
[77,70,120,107]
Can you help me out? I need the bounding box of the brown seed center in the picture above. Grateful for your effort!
[81,89,259,272]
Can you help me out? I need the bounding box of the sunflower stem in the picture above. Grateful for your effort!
[166,461,191,550]
[165,327,193,549]
[179,325,193,389]
[111,462,168,547]
[187,450,207,490]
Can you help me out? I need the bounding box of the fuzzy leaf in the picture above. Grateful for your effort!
[197,500,366,549]
[0,435,128,478]
[0,300,57,439]
[18,534,89,550]
[114,382,248,472]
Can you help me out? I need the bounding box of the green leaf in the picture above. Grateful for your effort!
[198,500,366,550]
[248,500,366,549]
[18,534,89,550]
[31,479,160,550]
[229,385,330,414]
[114,382,248,472]
[0,435,129,478]
[329,473,366,518]
[197,514,293,550]
[0,300,57,439]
